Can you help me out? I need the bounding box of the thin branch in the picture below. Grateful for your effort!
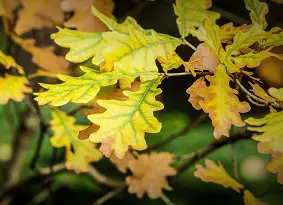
[160,194,175,205]
[92,185,127,205]
[211,6,249,25]
[180,38,197,51]
[176,130,252,174]
[148,114,207,151]
[164,71,211,77]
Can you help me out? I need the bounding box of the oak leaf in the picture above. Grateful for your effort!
[244,0,269,29]
[186,77,206,110]
[246,110,283,153]
[62,0,115,32]
[88,78,164,159]
[0,51,24,74]
[244,190,269,205]
[157,53,183,73]
[265,152,283,185]
[194,159,244,192]
[0,74,32,104]
[268,87,283,101]
[0,0,20,18]
[196,66,251,139]
[50,108,102,173]
[220,23,248,43]
[248,82,277,102]
[261,27,283,48]
[173,0,220,38]
[126,152,176,199]
[110,151,134,173]
[15,0,64,34]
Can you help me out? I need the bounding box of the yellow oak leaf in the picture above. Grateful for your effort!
[265,152,283,185]
[194,159,244,192]
[248,82,277,102]
[186,77,206,110]
[261,27,283,48]
[244,190,269,205]
[157,53,183,73]
[88,78,164,159]
[15,0,64,34]
[268,87,283,101]
[51,7,150,64]
[246,110,283,153]
[220,23,249,43]
[50,108,102,173]
[34,65,158,106]
[0,51,24,74]
[11,35,69,74]
[62,0,115,32]
[0,0,20,18]
[187,43,219,73]
[0,74,32,104]
[244,0,269,29]
[93,25,181,80]
[173,0,220,38]
[110,151,134,173]
[197,66,251,139]
[126,152,176,199]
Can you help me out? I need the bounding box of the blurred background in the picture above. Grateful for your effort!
[0,0,283,204]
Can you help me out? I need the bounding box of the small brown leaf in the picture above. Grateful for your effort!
[186,77,206,110]
[110,151,134,173]
[126,152,176,199]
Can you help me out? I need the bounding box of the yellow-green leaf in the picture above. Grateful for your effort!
[268,87,283,101]
[265,152,283,185]
[34,66,158,106]
[88,78,164,159]
[173,0,220,38]
[197,66,251,139]
[244,0,269,29]
[0,74,32,104]
[157,53,183,73]
[0,51,24,74]
[246,110,283,153]
[261,27,283,47]
[244,190,269,205]
[249,82,277,102]
[50,108,102,173]
[194,159,244,192]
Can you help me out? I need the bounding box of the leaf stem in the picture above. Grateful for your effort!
[180,38,197,51]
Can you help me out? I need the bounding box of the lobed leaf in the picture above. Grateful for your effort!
[268,87,283,101]
[265,152,283,185]
[50,108,102,173]
[0,74,32,104]
[0,50,24,74]
[126,152,176,199]
[173,0,220,38]
[88,78,164,159]
[244,0,269,29]
[194,159,244,192]
[260,27,283,47]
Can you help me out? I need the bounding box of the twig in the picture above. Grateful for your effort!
[176,130,252,174]
[160,194,175,205]
[181,38,197,51]
[211,6,249,25]
[88,166,125,188]
[148,114,207,151]
[92,185,127,205]
[165,71,211,77]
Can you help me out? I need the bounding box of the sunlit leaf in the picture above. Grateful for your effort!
[0,50,24,74]
[126,152,176,199]
[88,78,164,159]
[244,0,269,29]
[0,74,32,104]
[265,152,283,185]
[194,159,244,192]
[50,108,102,173]
[220,23,248,43]
[186,77,206,110]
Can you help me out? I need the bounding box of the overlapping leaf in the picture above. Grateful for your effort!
[173,0,220,38]
[126,152,176,199]
[244,0,268,29]
[62,0,115,32]
[50,108,102,173]
[246,110,283,153]
[34,66,158,106]
[0,51,23,74]
[0,74,32,104]
[220,23,248,43]
[15,0,64,34]
[261,27,283,47]
[194,159,244,192]
[189,66,250,139]
[88,78,164,159]
[249,82,277,102]
[265,152,283,185]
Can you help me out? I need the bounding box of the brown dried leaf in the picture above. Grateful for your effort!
[186,77,206,110]
[15,0,64,34]
[126,152,177,199]
[0,0,20,18]
[110,151,134,173]
[266,152,283,185]
[62,0,115,32]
